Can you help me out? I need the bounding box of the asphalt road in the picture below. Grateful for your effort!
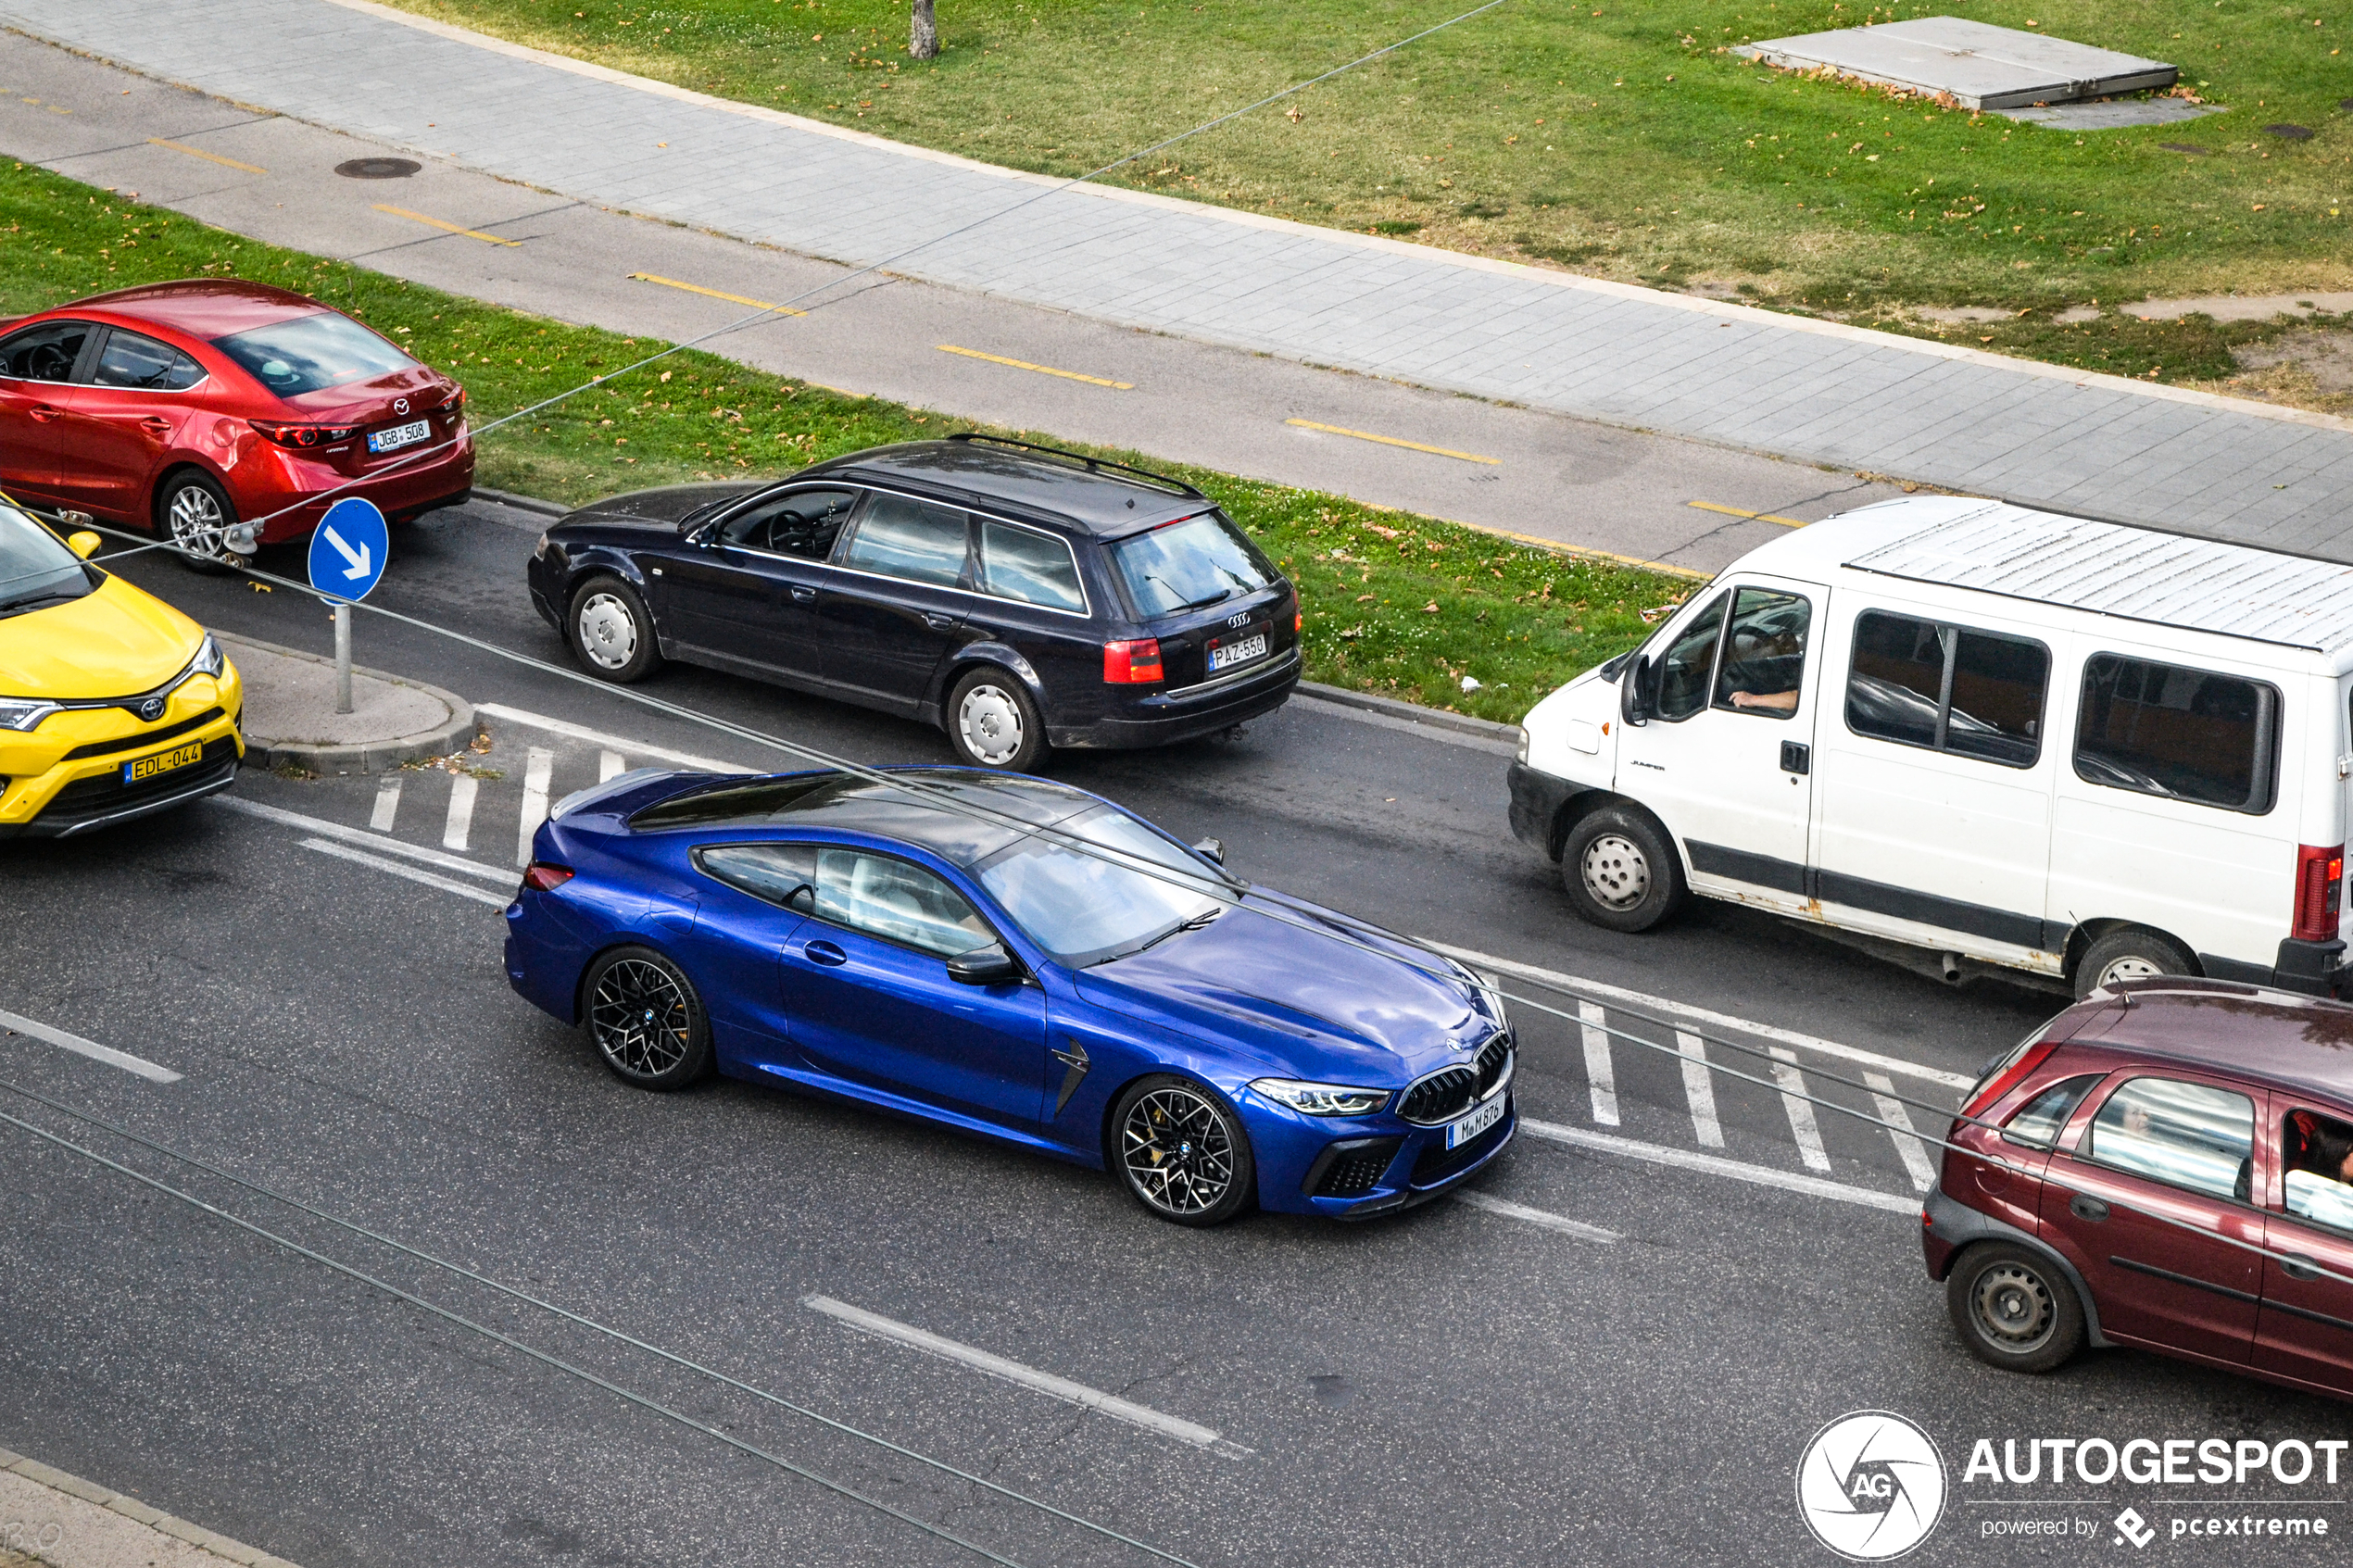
[5,506,2347,1568]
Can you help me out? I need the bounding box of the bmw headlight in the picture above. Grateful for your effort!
[1250,1078,1391,1117]
[0,696,60,732]
[190,633,226,679]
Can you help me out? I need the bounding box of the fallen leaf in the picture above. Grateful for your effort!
[1421,601,1441,613]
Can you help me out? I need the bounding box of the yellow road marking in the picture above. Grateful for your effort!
[146,137,265,174]
[1688,500,1807,528]
[628,271,806,316]
[371,203,522,246]
[1284,418,1500,466]
[936,344,1132,390]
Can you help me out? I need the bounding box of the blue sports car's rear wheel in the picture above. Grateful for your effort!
[1113,1076,1255,1226]
[585,946,712,1089]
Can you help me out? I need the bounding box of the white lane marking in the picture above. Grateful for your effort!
[475,703,748,772]
[518,746,555,868]
[1768,1047,1833,1174]
[1577,999,1618,1126]
[598,748,625,783]
[299,839,510,909]
[1454,1190,1618,1243]
[0,1007,180,1084]
[1676,1030,1724,1148]
[1428,941,1973,1089]
[444,771,478,852]
[802,1295,1252,1461]
[1520,1118,1919,1214]
[369,775,401,832]
[1867,1072,1938,1192]
[214,797,513,883]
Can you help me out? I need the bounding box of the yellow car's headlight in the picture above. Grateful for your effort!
[0,696,60,732]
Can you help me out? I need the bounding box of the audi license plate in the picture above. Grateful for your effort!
[1445,1093,1505,1150]
[368,418,431,455]
[1207,632,1267,673]
[123,741,204,786]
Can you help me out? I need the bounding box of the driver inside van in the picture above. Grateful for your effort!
[1716,590,1810,715]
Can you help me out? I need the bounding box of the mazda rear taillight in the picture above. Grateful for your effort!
[1958,1037,2059,1125]
[522,861,574,892]
[2295,843,2345,943]
[1103,638,1164,684]
[249,419,359,449]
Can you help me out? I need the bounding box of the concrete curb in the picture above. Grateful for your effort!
[1297,681,1519,744]
[0,1448,302,1568]
[219,633,478,776]
[475,485,568,519]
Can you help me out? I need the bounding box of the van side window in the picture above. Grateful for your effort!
[1845,611,2049,768]
[2075,656,2279,815]
[2084,1077,2254,1203]
[1712,587,1811,719]
[1653,594,1726,721]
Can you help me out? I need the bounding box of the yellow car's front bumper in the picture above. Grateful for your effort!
[0,661,245,838]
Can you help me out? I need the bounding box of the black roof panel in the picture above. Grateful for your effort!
[802,440,1205,537]
[628,766,1101,866]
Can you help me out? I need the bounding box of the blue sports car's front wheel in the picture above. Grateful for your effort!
[1113,1076,1256,1227]
[584,946,713,1090]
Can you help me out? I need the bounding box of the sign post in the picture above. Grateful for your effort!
[306,497,390,716]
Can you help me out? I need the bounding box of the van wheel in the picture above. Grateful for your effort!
[1946,1242,2084,1374]
[2075,927,2196,1000]
[1561,804,1685,934]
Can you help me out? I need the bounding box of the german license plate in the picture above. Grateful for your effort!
[368,418,431,454]
[1208,632,1267,672]
[1446,1093,1505,1149]
[123,741,203,786]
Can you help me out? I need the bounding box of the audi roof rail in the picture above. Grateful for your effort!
[943,433,1204,501]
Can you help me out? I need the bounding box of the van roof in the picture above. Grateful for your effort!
[1743,496,2353,656]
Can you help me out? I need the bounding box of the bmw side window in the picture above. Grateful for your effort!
[1652,594,1726,722]
[812,848,995,958]
[90,329,205,392]
[693,843,817,909]
[1711,586,1811,719]
[2075,655,2279,815]
[2000,1074,2101,1149]
[0,321,91,383]
[978,520,1085,612]
[839,494,971,588]
[715,488,859,558]
[1845,610,2048,768]
[2282,1109,2353,1235]
[2084,1077,2255,1203]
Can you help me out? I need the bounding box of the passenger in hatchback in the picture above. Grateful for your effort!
[2285,1111,2353,1233]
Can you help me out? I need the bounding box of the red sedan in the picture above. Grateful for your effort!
[0,280,472,568]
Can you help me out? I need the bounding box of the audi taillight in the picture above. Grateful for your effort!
[1957,1036,2059,1127]
[2295,843,2345,942]
[1103,638,1164,684]
[249,419,359,449]
[522,861,574,892]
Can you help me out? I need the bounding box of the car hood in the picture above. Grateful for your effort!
[1070,894,1490,1085]
[560,482,757,532]
[0,573,202,698]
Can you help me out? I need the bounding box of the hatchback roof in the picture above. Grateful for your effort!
[629,766,1102,866]
[2073,985,2353,1106]
[801,438,1207,537]
[45,279,325,340]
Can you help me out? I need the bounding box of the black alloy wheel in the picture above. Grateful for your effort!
[1112,1075,1255,1226]
[584,947,712,1089]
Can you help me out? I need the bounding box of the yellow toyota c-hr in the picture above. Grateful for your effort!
[0,502,243,836]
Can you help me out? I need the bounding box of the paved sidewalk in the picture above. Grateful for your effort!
[9,0,2353,557]
[0,1448,301,1568]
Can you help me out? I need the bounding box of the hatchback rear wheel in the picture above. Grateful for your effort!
[1946,1241,2084,1374]
[1112,1075,1255,1226]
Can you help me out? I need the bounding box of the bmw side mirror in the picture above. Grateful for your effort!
[1190,837,1226,867]
[947,943,1025,985]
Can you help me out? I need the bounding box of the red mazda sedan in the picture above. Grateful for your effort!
[1928,977,2353,1400]
[0,280,472,568]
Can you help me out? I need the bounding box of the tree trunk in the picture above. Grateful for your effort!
[910,0,937,59]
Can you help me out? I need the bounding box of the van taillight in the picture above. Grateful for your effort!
[2294,843,2345,942]
[522,861,574,892]
[1103,638,1163,684]
[1958,1038,2058,1125]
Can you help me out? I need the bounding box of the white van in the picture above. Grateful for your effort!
[1510,496,2351,999]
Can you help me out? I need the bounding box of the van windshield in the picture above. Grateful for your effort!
[1111,512,1275,619]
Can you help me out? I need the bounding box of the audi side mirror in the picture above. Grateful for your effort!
[1190,837,1226,866]
[947,943,1025,985]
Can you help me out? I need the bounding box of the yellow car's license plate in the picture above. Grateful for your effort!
[122,741,204,785]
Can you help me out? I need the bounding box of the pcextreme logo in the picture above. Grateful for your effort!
[1796,1411,1950,1562]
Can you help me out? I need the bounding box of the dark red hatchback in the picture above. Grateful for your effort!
[1928,978,2353,1399]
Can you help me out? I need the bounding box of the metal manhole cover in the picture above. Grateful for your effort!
[334,157,421,179]
[2263,123,2314,140]
[2158,142,2210,156]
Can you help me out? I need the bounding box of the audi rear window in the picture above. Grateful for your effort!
[213,311,415,396]
[1111,512,1275,620]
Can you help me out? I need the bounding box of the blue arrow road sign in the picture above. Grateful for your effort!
[308,496,388,603]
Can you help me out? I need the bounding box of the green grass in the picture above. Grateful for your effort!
[0,161,1685,724]
[381,0,2353,384]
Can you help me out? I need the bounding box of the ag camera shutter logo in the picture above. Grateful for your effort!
[1795,1411,1947,1561]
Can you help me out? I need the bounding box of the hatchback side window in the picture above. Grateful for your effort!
[1653,594,1726,722]
[2084,1077,2255,1202]
[1712,586,1810,718]
[2075,655,2279,814]
[694,842,818,909]
[715,488,859,558]
[1846,610,2048,767]
[2001,1073,2102,1149]
[977,520,1085,612]
[840,494,970,588]
[0,320,91,383]
[2279,1109,2353,1234]
[812,847,995,958]
[90,329,206,392]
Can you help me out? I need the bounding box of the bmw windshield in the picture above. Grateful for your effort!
[975,807,1237,967]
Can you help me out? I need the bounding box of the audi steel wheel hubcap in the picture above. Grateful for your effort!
[589,959,690,1076]
[959,684,1024,767]
[578,594,638,671]
[1972,1262,2055,1353]
[168,486,228,559]
[1122,1088,1233,1216]
[1580,833,1650,910]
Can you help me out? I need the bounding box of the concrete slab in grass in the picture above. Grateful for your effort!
[1738,18,2175,111]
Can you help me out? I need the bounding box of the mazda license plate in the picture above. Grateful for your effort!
[1207,632,1267,673]
[123,741,204,786]
[368,418,431,454]
[1445,1093,1505,1150]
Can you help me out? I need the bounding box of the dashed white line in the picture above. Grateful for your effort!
[803,1295,1252,1460]
[299,838,510,909]
[0,1007,180,1084]
[1676,1030,1724,1148]
[1867,1072,1939,1192]
[518,746,555,867]
[475,703,748,772]
[1454,1190,1618,1243]
[214,797,512,883]
[1577,999,1618,1127]
[369,774,401,832]
[443,771,477,852]
[598,748,625,783]
[1768,1047,1832,1174]
[1519,1118,1919,1214]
